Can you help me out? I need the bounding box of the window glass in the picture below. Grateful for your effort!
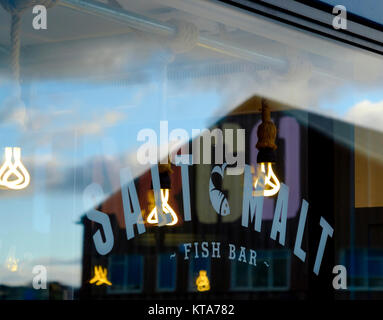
[0,0,382,301]
[108,254,143,293]
[189,257,211,292]
[158,253,177,291]
[342,249,383,290]
[232,250,290,291]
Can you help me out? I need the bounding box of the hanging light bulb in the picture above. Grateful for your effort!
[5,246,19,272]
[89,265,112,286]
[196,270,210,292]
[147,159,178,226]
[254,98,280,197]
[147,188,178,226]
[254,162,280,197]
[0,147,30,190]
[5,256,19,272]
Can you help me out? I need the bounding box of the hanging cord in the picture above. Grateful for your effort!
[0,0,59,92]
[157,156,173,190]
[158,156,173,175]
[10,11,21,86]
[256,98,277,151]
[159,162,173,174]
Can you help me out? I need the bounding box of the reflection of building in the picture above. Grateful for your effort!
[0,282,76,300]
[79,96,383,300]
[0,285,47,300]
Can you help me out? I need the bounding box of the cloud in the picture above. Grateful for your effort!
[0,93,28,128]
[22,34,165,80]
[30,257,81,267]
[345,100,383,133]
[21,109,126,149]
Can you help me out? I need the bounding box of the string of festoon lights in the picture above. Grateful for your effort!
[0,0,58,190]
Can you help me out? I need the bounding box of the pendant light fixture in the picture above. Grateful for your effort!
[0,0,58,190]
[147,159,178,226]
[89,265,112,286]
[0,147,30,189]
[254,98,281,197]
[196,270,210,292]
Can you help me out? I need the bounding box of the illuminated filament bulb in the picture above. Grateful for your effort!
[196,270,210,292]
[254,162,280,197]
[0,147,30,190]
[89,266,112,286]
[5,256,19,272]
[147,189,178,226]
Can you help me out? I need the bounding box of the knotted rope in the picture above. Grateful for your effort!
[256,98,277,151]
[0,0,59,88]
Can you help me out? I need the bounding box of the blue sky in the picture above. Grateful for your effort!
[318,85,383,118]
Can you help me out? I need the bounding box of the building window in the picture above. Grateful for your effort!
[157,253,177,292]
[341,249,383,290]
[108,254,143,293]
[188,257,211,292]
[231,250,290,291]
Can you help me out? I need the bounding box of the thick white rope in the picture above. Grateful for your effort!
[0,0,60,89]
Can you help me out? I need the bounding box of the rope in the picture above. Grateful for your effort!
[256,98,277,150]
[0,0,59,88]
[152,156,172,191]
[10,11,21,85]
